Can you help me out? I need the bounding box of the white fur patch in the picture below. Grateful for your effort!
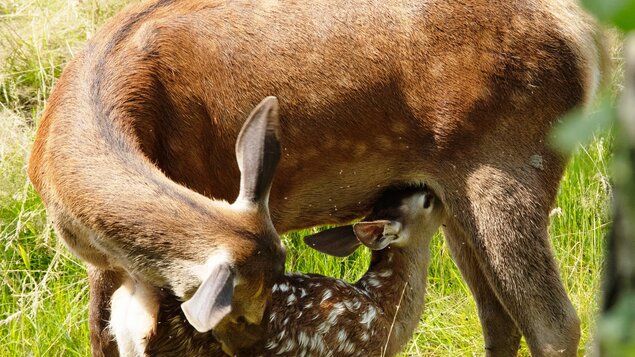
[321,289,333,302]
[360,306,377,327]
[110,280,159,357]
[287,294,297,305]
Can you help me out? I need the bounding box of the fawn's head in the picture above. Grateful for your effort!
[304,186,443,257]
[181,97,286,345]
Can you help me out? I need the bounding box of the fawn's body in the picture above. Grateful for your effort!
[145,187,444,356]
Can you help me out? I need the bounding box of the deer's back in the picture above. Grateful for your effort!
[32,0,601,231]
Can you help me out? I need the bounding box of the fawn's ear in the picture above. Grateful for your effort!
[181,260,234,333]
[353,220,402,250]
[234,96,281,209]
[304,225,361,257]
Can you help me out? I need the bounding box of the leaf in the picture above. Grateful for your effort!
[18,243,30,270]
[581,0,635,32]
[550,95,615,153]
[598,293,635,357]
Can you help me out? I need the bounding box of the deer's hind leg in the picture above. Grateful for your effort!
[88,266,124,357]
[441,159,580,357]
[443,219,522,357]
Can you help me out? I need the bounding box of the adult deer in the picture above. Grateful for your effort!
[29,0,606,356]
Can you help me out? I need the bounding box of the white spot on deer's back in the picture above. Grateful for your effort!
[361,331,370,342]
[287,294,297,305]
[321,289,333,302]
[317,319,331,334]
[330,302,346,320]
[378,269,393,278]
[265,338,279,350]
[298,331,310,348]
[344,299,362,311]
[276,338,296,354]
[309,335,327,355]
[276,329,286,341]
[337,329,348,342]
[340,340,356,354]
[360,306,377,327]
[367,278,381,287]
[274,283,290,293]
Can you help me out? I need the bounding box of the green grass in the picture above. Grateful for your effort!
[0,1,613,356]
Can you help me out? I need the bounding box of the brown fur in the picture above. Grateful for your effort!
[29,0,606,356]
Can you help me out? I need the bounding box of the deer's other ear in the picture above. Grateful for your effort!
[234,96,281,208]
[353,220,402,250]
[181,259,234,333]
[304,225,361,257]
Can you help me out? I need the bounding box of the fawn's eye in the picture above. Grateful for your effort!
[422,193,433,209]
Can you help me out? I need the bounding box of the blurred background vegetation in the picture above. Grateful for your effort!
[577,0,635,356]
[0,0,627,355]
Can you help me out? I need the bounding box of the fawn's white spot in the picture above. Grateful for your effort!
[344,299,362,311]
[309,335,327,355]
[360,306,377,327]
[298,331,310,347]
[321,289,333,302]
[337,329,348,342]
[339,340,356,354]
[379,270,393,278]
[287,294,297,305]
[265,339,279,350]
[277,338,296,354]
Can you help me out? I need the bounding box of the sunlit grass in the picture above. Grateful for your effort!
[0,1,612,356]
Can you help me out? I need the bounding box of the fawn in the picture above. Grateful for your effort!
[143,185,444,356]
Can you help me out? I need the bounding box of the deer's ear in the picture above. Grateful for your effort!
[181,260,234,333]
[304,225,361,257]
[234,96,281,208]
[353,220,402,250]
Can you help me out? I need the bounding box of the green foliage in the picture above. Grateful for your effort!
[551,93,615,153]
[598,293,635,357]
[577,1,635,355]
[581,0,635,32]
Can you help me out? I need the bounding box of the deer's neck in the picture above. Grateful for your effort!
[355,244,430,354]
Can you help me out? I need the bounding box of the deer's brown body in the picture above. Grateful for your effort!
[28,0,605,356]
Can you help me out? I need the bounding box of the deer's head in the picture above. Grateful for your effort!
[181,97,286,351]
